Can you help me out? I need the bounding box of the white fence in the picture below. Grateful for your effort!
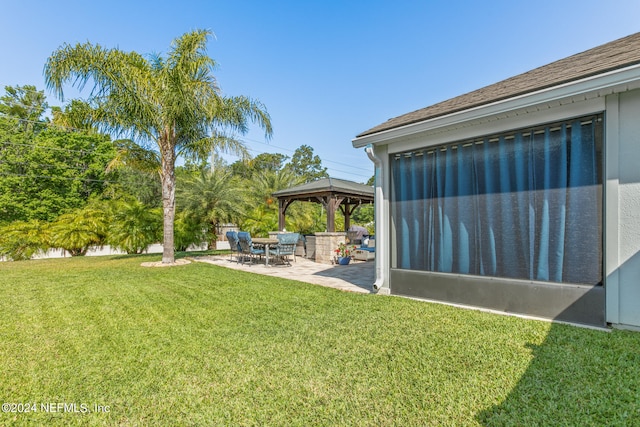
[1,243,212,262]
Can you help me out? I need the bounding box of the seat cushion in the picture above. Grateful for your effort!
[353,249,375,261]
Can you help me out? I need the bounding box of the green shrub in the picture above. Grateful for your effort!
[107,199,162,254]
[0,219,49,260]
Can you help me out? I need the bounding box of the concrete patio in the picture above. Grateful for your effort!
[192,254,374,293]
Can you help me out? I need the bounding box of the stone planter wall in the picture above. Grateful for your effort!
[305,235,316,260]
[313,232,347,264]
[267,231,347,264]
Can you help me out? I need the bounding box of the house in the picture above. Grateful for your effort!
[353,32,640,329]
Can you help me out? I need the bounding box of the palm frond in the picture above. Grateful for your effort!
[107,139,161,175]
[209,95,273,139]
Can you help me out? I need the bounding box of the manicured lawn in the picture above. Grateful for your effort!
[0,254,639,426]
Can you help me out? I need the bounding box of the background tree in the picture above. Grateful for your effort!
[107,199,162,254]
[0,86,116,223]
[287,144,327,182]
[0,115,28,223]
[240,204,279,236]
[44,29,272,264]
[176,168,242,248]
[48,202,109,256]
[351,204,374,234]
[50,100,97,132]
[0,125,115,223]
[0,85,49,133]
[104,139,163,207]
[230,152,288,178]
[103,165,162,207]
[0,219,50,261]
[174,211,208,252]
[241,168,302,235]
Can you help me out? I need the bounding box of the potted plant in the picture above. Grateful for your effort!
[334,242,356,265]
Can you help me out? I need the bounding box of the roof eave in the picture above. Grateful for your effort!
[272,188,374,198]
[352,64,640,148]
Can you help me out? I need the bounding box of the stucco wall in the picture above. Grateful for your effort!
[613,90,640,327]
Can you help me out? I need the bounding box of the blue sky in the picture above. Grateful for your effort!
[2,1,639,182]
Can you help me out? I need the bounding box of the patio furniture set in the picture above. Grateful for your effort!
[346,226,375,262]
[225,231,300,267]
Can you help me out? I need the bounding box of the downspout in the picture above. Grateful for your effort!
[365,144,385,292]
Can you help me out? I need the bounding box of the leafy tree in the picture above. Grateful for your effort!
[48,202,109,256]
[107,199,162,254]
[281,203,317,234]
[0,126,115,222]
[241,204,279,237]
[104,139,163,207]
[246,167,301,208]
[240,168,303,235]
[352,175,375,233]
[0,85,49,133]
[44,29,272,264]
[107,139,162,176]
[287,144,327,182]
[0,115,28,223]
[0,219,50,261]
[230,152,288,178]
[50,100,97,132]
[0,88,116,223]
[104,165,162,207]
[351,203,374,232]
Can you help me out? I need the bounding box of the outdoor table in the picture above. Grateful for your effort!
[252,237,279,267]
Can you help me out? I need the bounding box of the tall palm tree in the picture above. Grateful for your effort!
[241,168,305,234]
[177,168,243,248]
[247,168,302,207]
[44,30,272,263]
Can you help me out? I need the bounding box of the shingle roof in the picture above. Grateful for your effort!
[357,32,640,138]
[272,177,373,199]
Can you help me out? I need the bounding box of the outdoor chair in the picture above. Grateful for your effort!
[269,232,300,266]
[353,237,375,261]
[225,230,241,262]
[237,231,265,265]
[347,225,368,246]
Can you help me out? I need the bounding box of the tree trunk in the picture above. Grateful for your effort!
[160,141,176,264]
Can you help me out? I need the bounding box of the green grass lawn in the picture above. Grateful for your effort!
[0,254,639,426]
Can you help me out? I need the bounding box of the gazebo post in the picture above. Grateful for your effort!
[278,198,286,231]
[326,196,345,232]
[279,198,296,231]
[345,206,350,231]
[326,197,335,232]
[340,201,361,232]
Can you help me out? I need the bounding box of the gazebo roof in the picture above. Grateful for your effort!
[272,177,373,232]
[272,177,373,202]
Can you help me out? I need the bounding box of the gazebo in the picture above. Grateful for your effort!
[272,177,374,232]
